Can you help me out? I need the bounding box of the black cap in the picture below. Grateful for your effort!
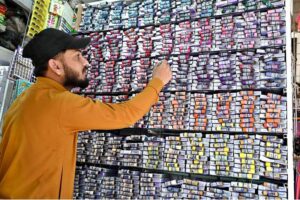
[23,28,90,66]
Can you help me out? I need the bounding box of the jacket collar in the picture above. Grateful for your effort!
[35,77,67,92]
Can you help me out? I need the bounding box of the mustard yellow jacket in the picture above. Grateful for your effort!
[0,77,163,198]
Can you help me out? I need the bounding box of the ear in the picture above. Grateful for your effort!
[48,59,64,76]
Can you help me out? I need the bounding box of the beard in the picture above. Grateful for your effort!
[63,64,89,89]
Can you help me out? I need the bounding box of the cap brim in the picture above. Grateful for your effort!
[68,37,91,49]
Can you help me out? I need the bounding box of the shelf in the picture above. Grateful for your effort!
[0,46,14,65]
[76,161,287,185]
[81,0,104,4]
[75,87,285,96]
[12,0,32,12]
[143,128,286,136]
[85,127,286,137]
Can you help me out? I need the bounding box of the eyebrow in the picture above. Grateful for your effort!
[71,49,81,55]
[70,49,81,53]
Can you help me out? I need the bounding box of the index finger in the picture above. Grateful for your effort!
[154,61,163,68]
[161,60,168,64]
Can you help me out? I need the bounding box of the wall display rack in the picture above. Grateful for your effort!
[72,0,291,199]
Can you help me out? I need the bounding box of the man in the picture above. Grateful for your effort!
[0,28,172,198]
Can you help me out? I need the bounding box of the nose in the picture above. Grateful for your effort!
[80,54,90,67]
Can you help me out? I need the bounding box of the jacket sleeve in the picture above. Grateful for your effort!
[59,78,164,132]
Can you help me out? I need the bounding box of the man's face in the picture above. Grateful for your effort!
[60,49,90,89]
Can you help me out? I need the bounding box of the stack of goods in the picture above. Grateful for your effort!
[234,12,260,49]
[257,182,287,199]
[101,134,123,165]
[260,0,285,8]
[181,179,207,199]
[147,92,168,129]
[187,93,212,131]
[195,0,214,17]
[241,0,260,10]
[73,165,86,199]
[115,60,132,92]
[156,0,172,24]
[105,30,123,61]
[131,58,151,91]
[123,2,140,29]
[205,182,232,199]
[214,16,235,50]
[85,166,104,199]
[73,0,288,199]
[161,179,183,199]
[215,0,239,16]
[86,132,106,164]
[95,95,129,103]
[137,26,155,58]
[211,93,236,132]
[27,0,50,38]
[260,8,286,47]
[164,92,188,130]
[97,168,119,198]
[119,135,144,167]
[229,182,258,199]
[168,55,189,91]
[117,169,141,199]
[235,91,261,132]
[79,3,110,32]
[258,48,286,89]
[208,134,234,177]
[173,21,192,55]
[236,51,260,90]
[258,135,288,180]
[139,172,166,199]
[260,93,287,133]
[77,131,90,163]
[109,1,124,29]
[213,52,237,90]
[142,136,165,170]
[182,132,209,174]
[121,28,139,60]
[232,134,260,179]
[188,54,214,90]
[139,0,156,26]
[191,18,214,53]
[163,136,185,172]
[102,61,116,93]
[152,24,173,57]
[84,32,106,93]
[172,0,194,22]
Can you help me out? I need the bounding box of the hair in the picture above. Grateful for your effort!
[33,61,48,77]
[33,50,67,77]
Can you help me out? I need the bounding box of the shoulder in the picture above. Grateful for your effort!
[57,91,94,105]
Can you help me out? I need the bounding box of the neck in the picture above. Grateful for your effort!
[44,72,72,91]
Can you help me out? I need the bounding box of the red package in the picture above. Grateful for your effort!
[0,4,7,15]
